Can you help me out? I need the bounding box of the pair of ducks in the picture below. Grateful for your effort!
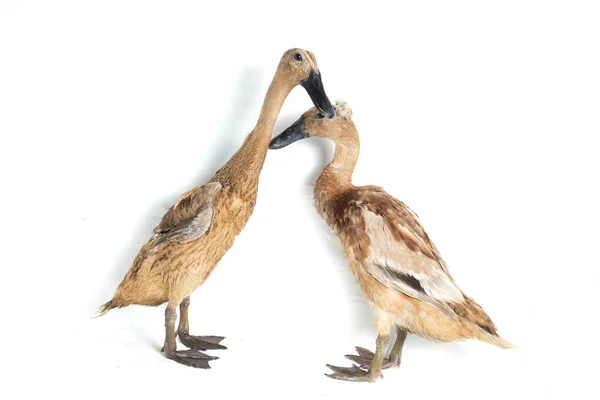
[100,48,513,382]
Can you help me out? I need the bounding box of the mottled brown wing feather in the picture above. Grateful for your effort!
[334,186,498,335]
[339,187,463,309]
[379,192,498,334]
[385,195,452,275]
[150,181,222,247]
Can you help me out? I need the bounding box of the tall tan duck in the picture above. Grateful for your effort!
[269,101,513,382]
[99,49,334,368]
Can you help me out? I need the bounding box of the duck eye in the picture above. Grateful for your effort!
[316,112,324,119]
[294,53,303,61]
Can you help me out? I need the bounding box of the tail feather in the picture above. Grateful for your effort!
[98,300,115,316]
[450,295,498,335]
[93,297,123,318]
[480,331,517,349]
[451,294,517,349]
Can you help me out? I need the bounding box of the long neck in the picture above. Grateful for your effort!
[215,74,293,191]
[315,126,360,196]
[254,75,293,135]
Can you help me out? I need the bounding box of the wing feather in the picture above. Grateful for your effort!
[337,187,498,335]
[150,181,222,247]
[343,188,463,310]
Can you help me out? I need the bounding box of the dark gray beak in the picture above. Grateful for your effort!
[269,118,307,150]
[301,69,335,118]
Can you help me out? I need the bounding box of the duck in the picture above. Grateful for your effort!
[269,100,514,382]
[98,49,334,369]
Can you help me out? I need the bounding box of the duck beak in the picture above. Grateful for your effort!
[269,118,307,150]
[301,69,335,118]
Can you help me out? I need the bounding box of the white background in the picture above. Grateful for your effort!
[1,1,598,399]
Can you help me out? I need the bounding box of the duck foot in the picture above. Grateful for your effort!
[345,346,399,369]
[166,349,218,369]
[179,332,227,351]
[325,364,380,382]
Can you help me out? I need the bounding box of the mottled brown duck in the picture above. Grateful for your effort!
[98,49,334,368]
[269,101,514,382]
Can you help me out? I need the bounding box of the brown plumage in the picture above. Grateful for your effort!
[98,49,333,368]
[269,100,514,382]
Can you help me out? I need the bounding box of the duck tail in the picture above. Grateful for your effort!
[482,332,517,349]
[93,296,124,318]
[450,295,517,349]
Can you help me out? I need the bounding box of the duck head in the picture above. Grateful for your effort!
[269,100,353,149]
[276,49,335,118]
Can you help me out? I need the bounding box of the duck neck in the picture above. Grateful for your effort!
[254,74,294,138]
[217,73,293,190]
[316,126,360,196]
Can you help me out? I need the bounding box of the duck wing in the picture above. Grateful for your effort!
[343,187,463,312]
[150,181,222,247]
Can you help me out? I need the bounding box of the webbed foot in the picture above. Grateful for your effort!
[325,363,381,382]
[165,349,218,369]
[178,332,227,351]
[345,346,400,369]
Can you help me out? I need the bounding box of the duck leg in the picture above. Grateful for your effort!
[177,296,227,351]
[345,326,408,369]
[163,304,218,368]
[326,334,390,382]
[387,327,408,367]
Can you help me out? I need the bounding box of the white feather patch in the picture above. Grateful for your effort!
[334,99,352,119]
